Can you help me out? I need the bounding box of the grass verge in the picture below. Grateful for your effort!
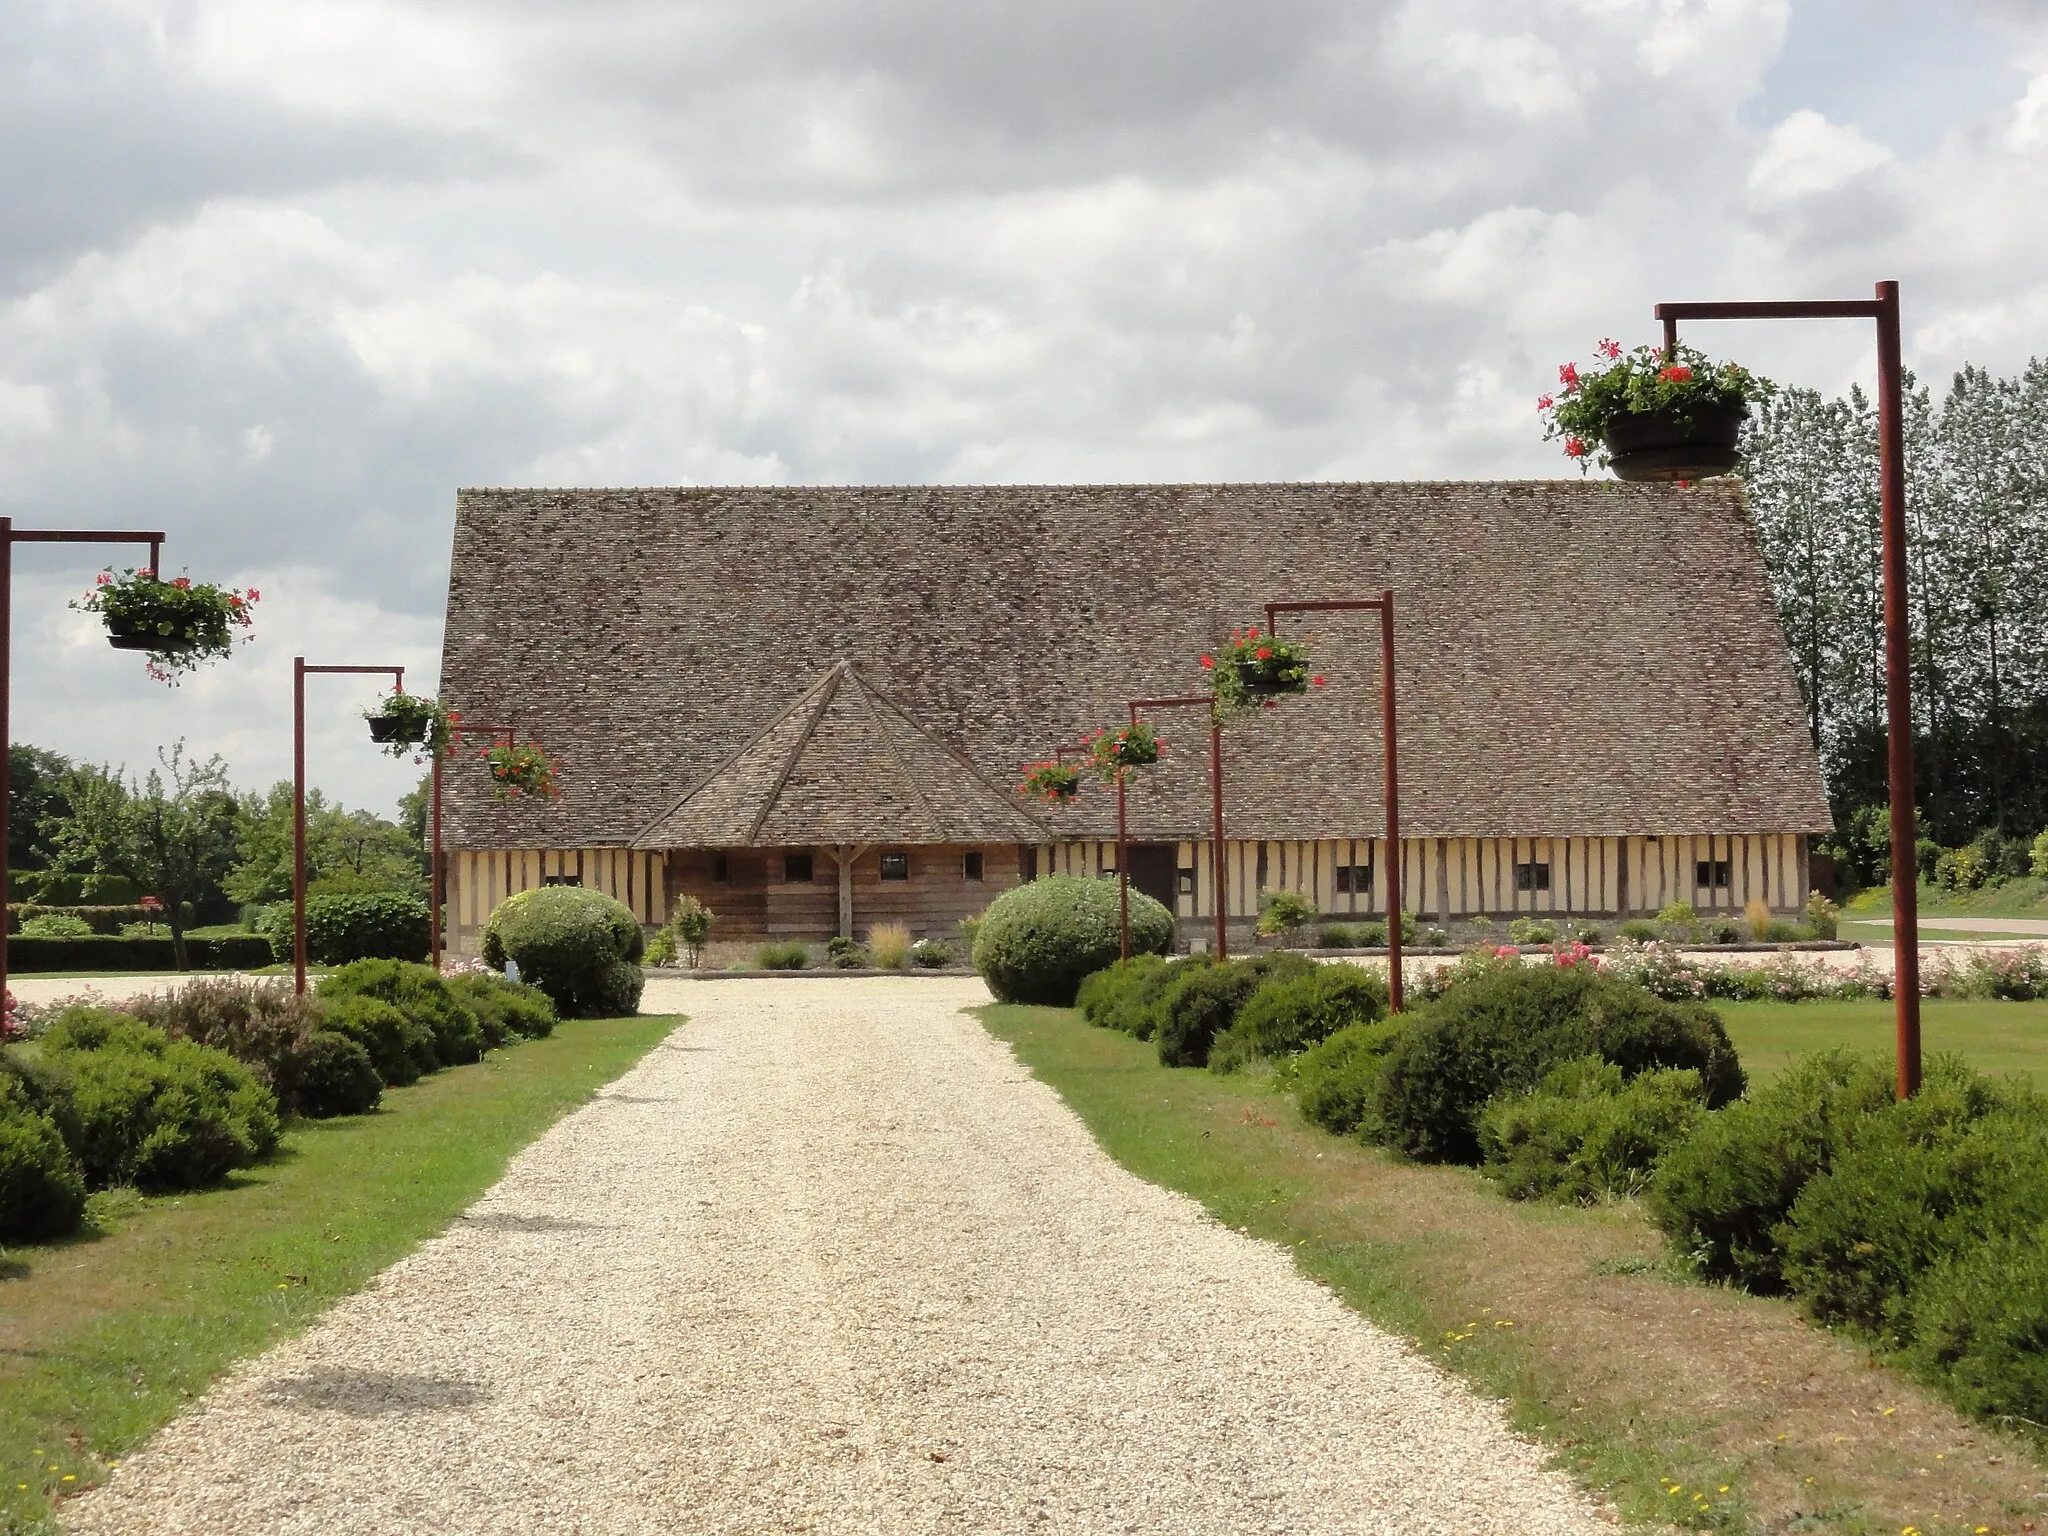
[1846,879,2048,918]
[980,1002,2045,1536]
[0,1012,680,1535]
[1718,997,2048,1084]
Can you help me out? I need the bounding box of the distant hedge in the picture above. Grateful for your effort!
[7,872,143,905]
[7,935,275,972]
[7,903,195,935]
[259,893,431,965]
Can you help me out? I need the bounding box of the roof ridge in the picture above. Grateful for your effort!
[844,664,1049,841]
[744,663,846,844]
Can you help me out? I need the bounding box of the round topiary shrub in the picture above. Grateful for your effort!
[266,892,432,965]
[292,1031,383,1118]
[318,960,484,1066]
[971,876,1172,1006]
[0,1091,87,1243]
[319,996,432,1085]
[481,888,646,1018]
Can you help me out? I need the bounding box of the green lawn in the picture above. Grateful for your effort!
[0,1012,680,1536]
[1717,997,2048,1084]
[1845,878,2048,918]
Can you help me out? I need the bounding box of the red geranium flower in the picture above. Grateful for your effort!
[1564,436,1589,457]
[1312,675,1326,687]
[1659,364,1693,382]
[1535,394,1553,411]
[1255,647,1272,661]
[1596,338,1622,360]
[1199,654,1214,669]
[1558,361,1580,392]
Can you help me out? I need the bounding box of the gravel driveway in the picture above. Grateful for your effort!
[68,977,1613,1535]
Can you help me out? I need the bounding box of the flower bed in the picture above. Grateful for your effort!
[71,569,258,681]
[1539,338,1773,482]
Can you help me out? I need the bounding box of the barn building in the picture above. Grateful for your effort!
[434,480,1832,952]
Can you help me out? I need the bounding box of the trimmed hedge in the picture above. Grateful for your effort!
[1477,1057,1707,1204]
[482,887,646,1018]
[292,1032,383,1118]
[1290,1016,1410,1141]
[6,934,274,972]
[262,892,431,966]
[7,902,195,935]
[444,974,557,1046]
[1211,963,1387,1074]
[0,1084,86,1243]
[319,995,433,1086]
[1152,953,1316,1068]
[1075,954,1175,1037]
[319,961,484,1066]
[972,876,1173,1007]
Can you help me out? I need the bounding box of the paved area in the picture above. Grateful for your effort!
[66,977,1613,1536]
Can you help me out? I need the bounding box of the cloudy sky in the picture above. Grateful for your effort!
[4,0,2045,812]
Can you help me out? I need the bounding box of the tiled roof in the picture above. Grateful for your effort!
[633,661,1050,847]
[437,480,1833,848]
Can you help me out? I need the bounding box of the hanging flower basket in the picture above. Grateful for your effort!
[1538,339,1774,482]
[1084,722,1162,783]
[1018,760,1082,803]
[365,690,454,757]
[72,569,258,681]
[482,739,560,800]
[1202,627,1324,715]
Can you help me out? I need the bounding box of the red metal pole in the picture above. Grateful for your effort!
[1,519,12,1011]
[1380,591,1404,1013]
[430,745,444,972]
[1875,281,1921,1097]
[1209,717,1227,958]
[293,656,308,995]
[1116,766,1131,961]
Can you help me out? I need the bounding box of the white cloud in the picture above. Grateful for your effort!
[1748,108,1894,199]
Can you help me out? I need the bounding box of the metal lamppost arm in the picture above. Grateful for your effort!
[1264,593,1403,1012]
[429,719,515,971]
[0,521,167,1004]
[1126,696,1229,961]
[1653,281,1919,1097]
[295,659,405,995]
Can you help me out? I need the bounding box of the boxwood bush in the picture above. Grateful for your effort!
[1211,963,1387,1074]
[1290,1017,1410,1141]
[1075,954,1175,1036]
[263,892,431,965]
[318,960,484,1065]
[1152,953,1315,1068]
[972,876,1172,1006]
[292,1031,383,1118]
[1905,1233,2048,1424]
[482,887,646,1018]
[1374,963,1743,1164]
[1477,1057,1707,1204]
[0,1080,87,1243]
[38,1008,279,1191]
[445,974,557,1046]
[318,995,432,1086]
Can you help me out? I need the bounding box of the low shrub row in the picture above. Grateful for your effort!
[1649,1050,2048,1425]
[1076,951,1381,1073]
[8,935,275,972]
[255,892,432,965]
[7,902,195,935]
[1,965,557,1245]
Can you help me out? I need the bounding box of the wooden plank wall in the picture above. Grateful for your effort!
[1042,834,1811,919]
[447,847,666,951]
[658,845,1022,942]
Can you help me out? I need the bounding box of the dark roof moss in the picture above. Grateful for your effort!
[437,480,1832,848]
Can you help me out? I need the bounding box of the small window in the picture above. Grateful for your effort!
[710,854,729,882]
[1514,862,1552,892]
[1020,846,1039,882]
[541,874,582,887]
[784,852,814,884]
[879,851,910,881]
[1333,864,1374,895]
[1177,867,1196,895]
[962,850,984,882]
[1695,860,1732,890]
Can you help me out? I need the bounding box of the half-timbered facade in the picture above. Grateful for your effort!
[436,480,1833,951]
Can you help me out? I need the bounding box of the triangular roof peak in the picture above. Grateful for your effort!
[632,660,1047,849]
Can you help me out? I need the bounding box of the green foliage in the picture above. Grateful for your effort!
[481,886,646,1017]
[7,901,193,935]
[1316,923,1357,948]
[1151,953,1314,1069]
[644,926,677,966]
[756,941,810,970]
[1804,890,1839,940]
[261,891,431,965]
[1618,918,1660,942]
[19,913,94,937]
[1209,625,1316,716]
[1074,954,1174,1037]
[2033,829,2048,879]
[1478,1058,1707,1204]
[1082,722,1162,782]
[910,938,950,969]
[1255,887,1319,939]
[0,1088,86,1242]
[444,974,556,1046]
[971,875,1172,1006]
[8,741,74,872]
[318,995,433,1086]
[1647,1049,1897,1290]
[7,933,274,973]
[46,744,241,965]
[363,690,452,757]
[319,960,484,1065]
[226,780,428,907]
[1374,964,1743,1164]
[1655,902,1700,943]
[825,935,865,969]
[292,1032,383,1118]
[1290,1017,1409,1141]
[128,977,325,1113]
[1506,917,1554,946]
[39,1010,279,1190]
[656,893,715,969]
[72,567,256,675]
[1904,1234,2048,1425]
[1211,964,1387,1074]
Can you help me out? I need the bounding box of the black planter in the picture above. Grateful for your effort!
[1235,660,1295,697]
[369,716,429,745]
[1604,402,1746,483]
[104,617,195,653]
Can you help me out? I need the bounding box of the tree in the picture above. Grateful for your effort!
[48,744,241,969]
[225,781,428,907]
[7,743,73,871]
